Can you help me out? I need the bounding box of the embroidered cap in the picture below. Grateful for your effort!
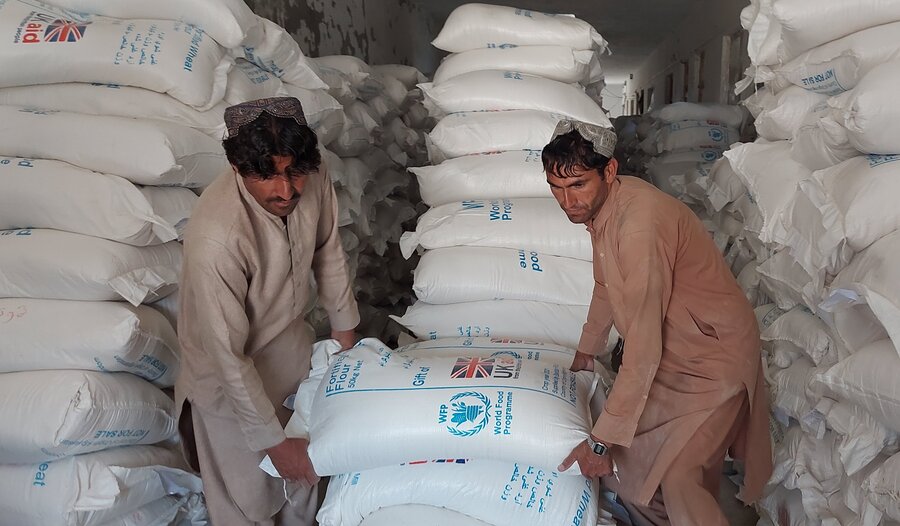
[550,119,617,159]
[224,97,308,138]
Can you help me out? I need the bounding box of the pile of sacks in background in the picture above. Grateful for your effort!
[392,2,617,350]
[677,1,900,522]
[633,102,746,212]
[267,337,615,526]
[306,55,431,343]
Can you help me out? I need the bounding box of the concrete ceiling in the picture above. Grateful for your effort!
[410,0,704,84]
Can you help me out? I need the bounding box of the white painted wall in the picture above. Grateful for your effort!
[626,0,748,114]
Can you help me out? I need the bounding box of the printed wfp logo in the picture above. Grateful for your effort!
[17,12,90,44]
[438,391,491,437]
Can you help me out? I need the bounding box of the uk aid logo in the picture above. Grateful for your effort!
[16,12,90,44]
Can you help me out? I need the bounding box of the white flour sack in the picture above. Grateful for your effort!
[400,198,592,261]
[224,58,287,105]
[0,157,196,245]
[0,83,228,138]
[0,1,231,110]
[37,0,258,48]
[0,370,176,463]
[372,64,426,91]
[741,0,900,66]
[783,155,900,277]
[705,156,746,212]
[817,340,900,434]
[427,110,564,160]
[434,46,599,85]
[652,120,740,154]
[0,445,201,526]
[790,116,859,171]
[391,300,592,350]
[432,3,608,53]
[0,106,226,188]
[655,102,746,129]
[724,140,811,245]
[420,71,612,127]
[399,337,582,369]
[0,298,179,387]
[360,506,492,526]
[753,21,900,96]
[412,151,550,207]
[830,61,900,155]
[282,85,345,146]
[761,306,837,367]
[822,230,900,356]
[305,338,596,475]
[413,247,593,305]
[864,453,900,521]
[319,460,600,526]
[744,85,829,141]
[0,229,181,305]
[239,16,327,91]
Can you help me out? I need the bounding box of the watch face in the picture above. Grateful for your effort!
[592,442,608,456]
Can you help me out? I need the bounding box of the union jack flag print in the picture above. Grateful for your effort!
[44,19,89,42]
[450,357,494,379]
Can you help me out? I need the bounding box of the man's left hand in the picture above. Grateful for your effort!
[558,439,615,478]
[332,329,358,351]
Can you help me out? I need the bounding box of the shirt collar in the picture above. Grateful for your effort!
[587,176,621,235]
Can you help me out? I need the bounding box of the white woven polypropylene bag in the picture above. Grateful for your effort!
[0,106,226,188]
[432,3,607,53]
[790,116,859,171]
[0,0,232,110]
[816,340,900,434]
[391,300,594,350]
[0,445,201,526]
[652,120,740,154]
[742,0,900,66]
[224,59,287,105]
[426,110,564,160]
[0,157,196,246]
[413,246,593,305]
[400,198,592,261]
[238,16,327,91]
[0,298,179,387]
[434,46,600,85]
[372,64,426,90]
[0,228,181,305]
[783,155,900,277]
[420,71,611,127]
[0,370,177,463]
[863,453,900,521]
[744,85,829,141]
[705,156,746,212]
[761,306,837,367]
[319,460,600,526]
[830,61,900,155]
[411,151,550,207]
[37,0,258,48]
[724,140,811,245]
[0,83,228,138]
[305,338,596,475]
[822,230,900,356]
[753,21,900,96]
[655,102,746,128]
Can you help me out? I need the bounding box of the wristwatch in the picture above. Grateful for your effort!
[586,435,609,456]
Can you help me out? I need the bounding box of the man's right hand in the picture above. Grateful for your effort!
[266,437,319,487]
[570,351,595,372]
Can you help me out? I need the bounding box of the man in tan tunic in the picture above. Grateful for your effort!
[549,120,772,525]
[177,98,359,525]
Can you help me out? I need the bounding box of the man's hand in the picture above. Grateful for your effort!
[266,438,319,487]
[558,439,614,478]
[570,351,595,372]
[332,329,358,351]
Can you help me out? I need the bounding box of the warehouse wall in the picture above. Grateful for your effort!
[627,0,749,113]
[246,0,438,69]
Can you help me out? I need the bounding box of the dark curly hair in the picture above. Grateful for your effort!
[541,130,611,178]
[223,114,321,178]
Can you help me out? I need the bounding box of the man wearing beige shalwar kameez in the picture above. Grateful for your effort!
[548,121,772,525]
[176,98,359,525]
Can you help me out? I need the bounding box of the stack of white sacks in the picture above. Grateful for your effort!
[636,103,745,208]
[393,3,614,350]
[0,0,345,523]
[307,55,429,341]
[687,1,900,523]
